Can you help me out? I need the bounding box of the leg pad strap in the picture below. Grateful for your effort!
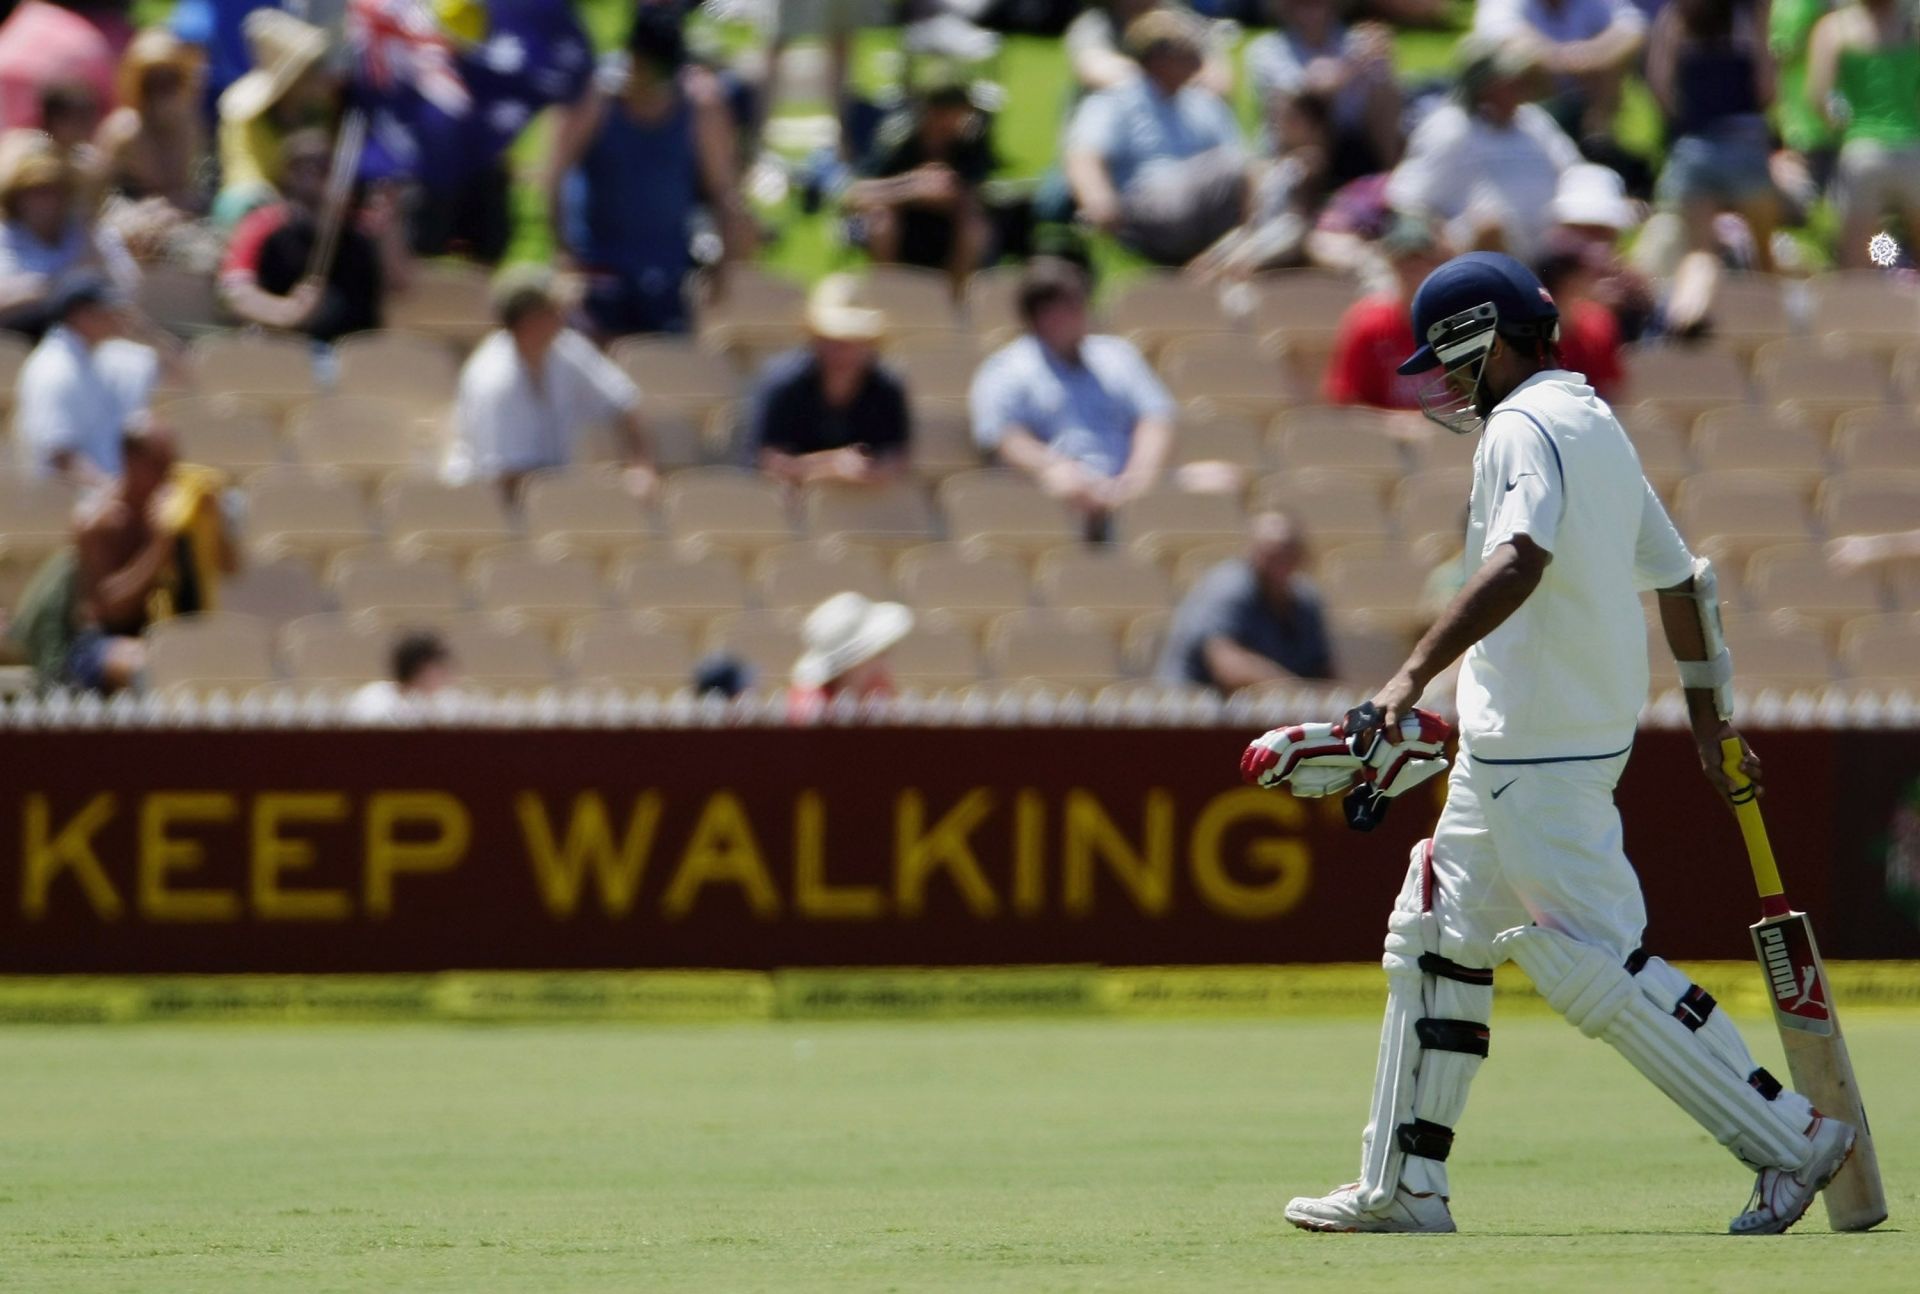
[1396,1118,1456,1162]
[1416,1017,1491,1058]
[1419,952,1495,986]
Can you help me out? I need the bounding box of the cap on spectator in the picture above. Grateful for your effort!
[48,272,121,319]
[219,10,328,122]
[793,593,914,688]
[1124,8,1206,61]
[1379,212,1440,259]
[0,131,68,206]
[1550,164,1638,231]
[1453,34,1537,103]
[490,266,560,329]
[805,275,889,344]
[118,28,203,109]
[692,652,754,699]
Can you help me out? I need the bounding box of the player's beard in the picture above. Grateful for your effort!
[1416,348,1493,436]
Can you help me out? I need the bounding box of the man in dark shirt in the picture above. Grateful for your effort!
[1157,510,1335,691]
[842,77,994,296]
[746,274,912,487]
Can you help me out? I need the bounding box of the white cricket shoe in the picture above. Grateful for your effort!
[1729,1114,1858,1236]
[1285,1183,1457,1234]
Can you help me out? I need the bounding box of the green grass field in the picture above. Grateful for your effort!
[4,1013,1914,1292]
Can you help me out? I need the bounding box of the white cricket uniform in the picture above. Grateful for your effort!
[1412,370,1697,969]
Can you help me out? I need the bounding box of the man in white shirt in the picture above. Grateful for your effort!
[1278,252,1856,1237]
[1473,0,1647,139]
[1385,37,1581,264]
[447,267,656,502]
[346,630,461,723]
[13,273,158,483]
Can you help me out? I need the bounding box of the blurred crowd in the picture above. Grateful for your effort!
[1,0,1916,713]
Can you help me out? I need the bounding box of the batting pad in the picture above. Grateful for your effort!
[1356,846,1493,1209]
[1498,926,1811,1171]
[1630,953,1817,1131]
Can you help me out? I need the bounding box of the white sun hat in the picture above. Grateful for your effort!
[793,592,914,688]
[1550,163,1638,231]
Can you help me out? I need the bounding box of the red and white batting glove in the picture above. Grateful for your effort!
[1240,723,1366,798]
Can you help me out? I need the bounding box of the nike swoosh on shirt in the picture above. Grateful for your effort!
[1491,779,1519,799]
[1504,473,1538,493]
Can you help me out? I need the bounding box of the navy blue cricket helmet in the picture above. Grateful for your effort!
[1396,252,1561,434]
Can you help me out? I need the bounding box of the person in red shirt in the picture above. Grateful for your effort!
[1322,214,1445,409]
[1535,235,1625,400]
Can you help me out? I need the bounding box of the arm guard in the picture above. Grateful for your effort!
[1666,555,1734,720]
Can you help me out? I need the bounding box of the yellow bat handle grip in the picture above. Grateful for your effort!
[1720,737,1785,900]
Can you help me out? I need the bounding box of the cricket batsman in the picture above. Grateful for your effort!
[1241,252,1856,1235]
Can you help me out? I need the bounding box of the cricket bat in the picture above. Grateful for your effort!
[1720,738,1887,1232]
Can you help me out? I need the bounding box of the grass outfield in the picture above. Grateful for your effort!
[1,1015,1913,1292]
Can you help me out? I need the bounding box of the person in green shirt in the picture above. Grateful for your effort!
[1808,0,1920,265]
[1769,0,1840,172]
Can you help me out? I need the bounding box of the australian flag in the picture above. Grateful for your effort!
[350,0,594,193]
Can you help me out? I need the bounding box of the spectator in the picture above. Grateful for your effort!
[39,80,103,201]
[1064,9,1251,267]
[347,630,461,722]
[693,651,754,700]
[1156,510,1334,692]
[547,5,754,340]
[1067,0,1234,99]
[12,415,182,694]
[1245,0,1403,184]
[1768,0,1840,187]
[1547,162,1656,340]
[1472,0,1648,142]
[1385,36,1581,263]
[789,591,914,723]
[1192,90,1337,280]
[0,1,122,134]
[212,9,334,228]
[1808,0,1920,269]
[96,28,209,216]
[219,127,409,343]
[747,274,911,489]
[1649,0,1781,335]
[13,272,156,483]
[757,0,863,157]
[0,128,138,333]
[969,257,1176,531]
[1536,235,1624,399]
[446,266,654,503]
[843,73,994,297]
[1322,214,1447,410]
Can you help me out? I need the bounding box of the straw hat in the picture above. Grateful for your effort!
[1550,163,1638,231]
[219,10,328,122]
[1124,8,1206,61]
[118,27,203,110]
[0,131,69,205]
[805,274,888,344]
[793,592,914,688]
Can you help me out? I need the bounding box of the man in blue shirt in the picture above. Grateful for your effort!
[1064,8,1251,265]
[1157,510,1335,691]
[967,257,1176,531]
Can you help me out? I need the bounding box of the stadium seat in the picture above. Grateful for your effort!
[1839,613,1920,690]
[1121,609,1170,675]
[380,477,517,558]
[986,610,1122,689]
[1833,408,1920,470]
[1035,547,1172,624]
[0,330,29,413]
[1715,613,1835,692]
[333,331,462,411]
[965,264,1024,335]
[330,548,465,621]
[1613,404,1695,499]
[938,471,1080,555]
[1412,423,1480,472]
[1160,333,1298,420]
[1817,471,1920,536]
[144,613,276,696]
[894,544,1030,631]
[1270,406,1409,482]
[1392,469,1472,558]
[1173,414,1267,471]
[614,549,752,623]
[192,333,319,408]
[523,470,658,560]
[804,480,938,551]
[663,468,794,554]
[1620,344,1749,426]
[1704,273,1790,356]
[567,613,696,691]
[289,396,431,484]
[1691,408,1828,491]
[756,541,892,611]
[438,614,560,690]
[1250,268,1362,345]
[386,261,493,347]
[1106,272,1231,354]
[889,622,983,691]
[571,403,708,470]
[0,476,77,565]
[850,265,961,332]
[137,262,223,334]
[281,614,386,685]
[1744,543,1884,628]
[909,400,984,479]
[1253,469,1392,546]
[164,395,283,474]
[1171,540,1245,591]
[470,547,607,632]
[1754,340,1890,432]
[216,558,332,626]
[1330,616,1414,686]
[1808,271,1920,356]
[696,268,808,366]
[1319,543,1433,631]
[890,337,980,403]
[1673,471,1813,554]
[609,337,741,420]
[244,467,376,562]
[1116,488,1248,564]
[705,608,803,682]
